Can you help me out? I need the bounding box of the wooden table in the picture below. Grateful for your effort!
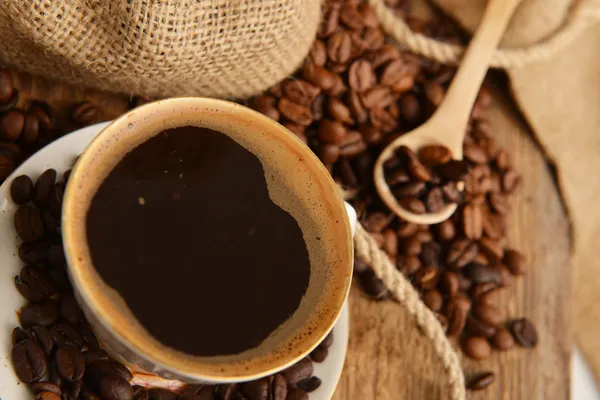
[333,85,571,399]
[14,73,572,399]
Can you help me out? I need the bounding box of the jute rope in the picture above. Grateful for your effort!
[353,224,466,399]
[369,0,600,68]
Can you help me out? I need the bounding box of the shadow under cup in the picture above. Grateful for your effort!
[61,98,354,383]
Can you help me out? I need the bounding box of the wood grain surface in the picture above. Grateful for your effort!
[12,73,571,399]
[333,86,572,399]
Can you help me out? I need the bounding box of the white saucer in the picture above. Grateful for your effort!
[0,122,349,400]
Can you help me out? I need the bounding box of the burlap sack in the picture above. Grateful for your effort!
[0,1,321,100]
[372,0,600,382]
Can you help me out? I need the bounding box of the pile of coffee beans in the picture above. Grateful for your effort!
[247,0,536,391]
[383,145,468,214]
[9,169,330,400]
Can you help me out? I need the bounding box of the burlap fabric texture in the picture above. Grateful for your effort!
[0,0,321,100]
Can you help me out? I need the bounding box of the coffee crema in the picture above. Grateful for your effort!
[85,126,311,356]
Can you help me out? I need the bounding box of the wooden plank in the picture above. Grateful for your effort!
[333,88,571,399]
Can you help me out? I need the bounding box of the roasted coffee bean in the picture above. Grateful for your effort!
[503,249,525,275]
[15,265,55,302]
[466,316,497,338]
[462,336,491,360]
[47,242,66,268]
[425,187,445,212]
[148,388,178,400]
[398,197,426,214]
[240,378,269,400]
[21,111,41,145]
[382,229,398,257]
[281,357,313,385]
[249,95,280,121]
[400,236,422,256]
[56,346,85,381]
[358,269,390,300]
[502,168,521,193]
[327,31,352,64]
[510,318,538,348]
[49,362,63,387]
[420,241,441,266]
[132,385,150,400]
[301,64,337,92]
[72,102,100,124]
[467,372,495,391]
[478,237,503,261]
[12,326,31,344]
[48,267,72,293]
[418,145,452,166]
[422,290,443,312]
[286,387,309,400]
[308,40,327,66]
[179,385,214,400]
[414,266,438,290]
[59,295,84,324]
[360,86,394,109]
[400,255,421,274]
[318,119,347,144]
[65,380,83,399]
[464,144,488,164]
[474,303,502,326]
[327,97,353,124]
[435,219,456,241]
[446,239,476,267]
[0,109,25,141]
[339,130,367,156]
[31,326,55,355]
[369,107,396,132]
[392,181,426,198]
[462,203,483,240]
[20,300,59,328]
[11,339,47,383]
[437,160,469,181]
[33,169,57,207]
[32,381,62,396]
[445,301,467,337]
[282,80,321,107]
[79,325,101,349]
[491,328,515,350]
[28,102,55,131]
[85,361,134,400]
[34,392,62,400]
[440,271,459,297]
[464,263,502,285]
[49,322,84,348]
[441,182,463,203]
[83,349,109,365]
[489,193,509,215]
[14,206,45,242]
[296,376,322,393]
[347,59,376,93]
[396,146,431,182]
[278,98,312,126]
[310,345,329,363]
[317,143,340,164]
[48,185,64,218]
[0,68,14,103]
[11,175,33,204]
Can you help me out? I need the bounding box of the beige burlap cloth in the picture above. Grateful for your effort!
[0,1,320,100]
[370,0,600,386]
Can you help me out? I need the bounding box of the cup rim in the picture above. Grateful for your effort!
[61,97,354,382]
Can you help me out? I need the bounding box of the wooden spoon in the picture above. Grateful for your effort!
[373,0,521,225]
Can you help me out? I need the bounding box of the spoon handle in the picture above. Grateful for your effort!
[435,0,521,143]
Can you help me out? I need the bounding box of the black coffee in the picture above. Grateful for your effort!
[86,126,311,356]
